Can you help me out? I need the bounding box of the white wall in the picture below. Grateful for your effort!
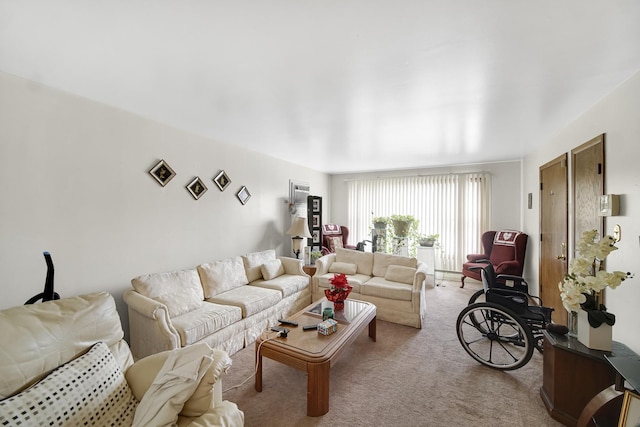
[522,70,640,354]
[0,72,329,335]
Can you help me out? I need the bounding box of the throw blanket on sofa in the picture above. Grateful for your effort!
[132,343,215,427]
[494,230,520,246]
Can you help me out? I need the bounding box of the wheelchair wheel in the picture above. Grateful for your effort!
[468,289,486,305]
[467,290,488,333]
[457,302,535,370]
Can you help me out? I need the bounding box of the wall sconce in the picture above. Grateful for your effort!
[598,194,620,216]
[286,216,312,259]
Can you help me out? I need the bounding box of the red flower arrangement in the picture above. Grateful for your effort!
[324,273,353,310]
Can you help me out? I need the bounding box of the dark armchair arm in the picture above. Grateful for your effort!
[495,260,521,275]
[467,253,489,262]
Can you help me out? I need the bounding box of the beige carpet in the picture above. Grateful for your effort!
[222,280,564,427]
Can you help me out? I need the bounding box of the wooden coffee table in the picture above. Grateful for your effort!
[255,298,376,416]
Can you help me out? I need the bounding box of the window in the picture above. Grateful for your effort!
[347,172,491,272]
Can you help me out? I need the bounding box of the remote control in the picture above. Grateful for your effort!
[303,324,318,331]
[278,319,298,326]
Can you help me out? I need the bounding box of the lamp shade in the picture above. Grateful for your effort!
[286,216,312,238]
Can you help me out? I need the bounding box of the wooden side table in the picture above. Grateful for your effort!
[540,331,635,427]
[303,264,317,276]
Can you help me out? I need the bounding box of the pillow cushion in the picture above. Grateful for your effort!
[0,341,137,426]
[242,250,277,282]
[328,236,344,252]
[197,256,249,299]
[372,252,417,277]
[335,247,374,275]
[132,269,204,317]
[260,259,285,280]
[126,345,232,417]
[385,265,417,285]
[328,261,358,275]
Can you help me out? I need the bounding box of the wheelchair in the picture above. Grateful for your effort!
[456,263,553,370]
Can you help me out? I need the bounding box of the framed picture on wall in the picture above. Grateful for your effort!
[213,170,231,191]
[187,177,207,200]
[237,186,251,205]
[148,159,176,187]
[312,198,320,212]
[312,230,320,244]
[312,214,320,228]
[619,390,640,427]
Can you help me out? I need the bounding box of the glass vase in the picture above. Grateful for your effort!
[567,311,578,337]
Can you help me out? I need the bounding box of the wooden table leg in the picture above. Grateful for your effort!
[369,316,377,342]
[307,361,330,416]
[255,342,263,392]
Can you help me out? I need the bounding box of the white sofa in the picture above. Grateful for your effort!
[0,291,244,426]
[124,249,311,360]
[313,248,429,328]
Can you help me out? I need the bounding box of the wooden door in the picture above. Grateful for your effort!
[572,134,605,252]
[539,154,568,324]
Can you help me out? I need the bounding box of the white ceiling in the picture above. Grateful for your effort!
[2,1,640,173]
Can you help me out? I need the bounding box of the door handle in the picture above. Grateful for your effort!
[556,242,566,260]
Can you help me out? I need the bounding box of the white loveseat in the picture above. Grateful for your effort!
[313,248,429,328]
[124,249,311,360]
[0,292,244,426]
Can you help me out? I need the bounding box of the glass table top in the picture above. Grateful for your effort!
[306,298,371,324]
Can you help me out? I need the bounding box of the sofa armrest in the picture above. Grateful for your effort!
[315,253,336,276]
[413,262,429,291]
[278,256,306,276]
[123,289,181,360]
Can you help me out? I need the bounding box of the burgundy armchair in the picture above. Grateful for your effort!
[461,230,528,288]
[321,224,357,255]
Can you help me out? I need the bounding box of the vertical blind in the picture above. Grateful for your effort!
[347,172,491,272]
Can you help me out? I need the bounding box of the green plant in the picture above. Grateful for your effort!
[388,214,420,256]
[310,250,322,259]
[418,233,439,247]
[419,233,440,241]
[371,216,389,227]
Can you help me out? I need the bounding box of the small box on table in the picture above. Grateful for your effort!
[318,319,338,335]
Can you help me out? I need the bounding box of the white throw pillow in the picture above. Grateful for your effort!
[243,250,277,282]
[132,269,204,316]
[328,261,358,275]
[197,256,249,298]
[0,342,137,426]
[261,259,285,280]
[384,265,417,285]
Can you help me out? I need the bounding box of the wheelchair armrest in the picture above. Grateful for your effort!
[496,273,526,283]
